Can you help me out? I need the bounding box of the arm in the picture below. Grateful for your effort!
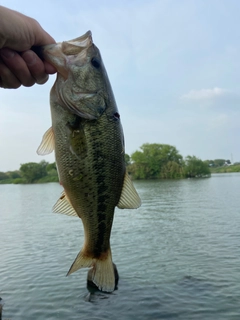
[0,6,56,89]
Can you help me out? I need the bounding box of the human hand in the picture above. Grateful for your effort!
[0,6,57,89]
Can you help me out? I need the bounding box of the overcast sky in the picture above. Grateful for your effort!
[1,0,240,171]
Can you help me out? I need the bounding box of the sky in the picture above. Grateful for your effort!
[1,0,240,171]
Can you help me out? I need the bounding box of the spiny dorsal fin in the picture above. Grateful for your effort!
[53,191,78,217]
[117,172,141,209]
[37,127,55,155]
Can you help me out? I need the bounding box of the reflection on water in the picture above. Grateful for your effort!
[0,174,240,319]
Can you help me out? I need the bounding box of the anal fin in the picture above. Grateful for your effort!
[53,191,79,218]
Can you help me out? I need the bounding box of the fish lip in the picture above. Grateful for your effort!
[65,30,92,44]
[41,31,93,79]
[62,31,92,55]
[41,43,65,65]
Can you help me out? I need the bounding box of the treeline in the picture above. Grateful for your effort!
[210,164,240,174]
[0,160,58,184]
[204,159,240,173]
[127,143,210,179]
[205,159,231,167]
[0,143,222,184]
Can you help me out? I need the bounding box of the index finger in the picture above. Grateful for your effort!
[28,18,56,47]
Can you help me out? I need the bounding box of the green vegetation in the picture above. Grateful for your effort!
[0,170,22,184]
[0,160,58,184]
[204,159,231,167]
[203,158,240,174]
[210,164,240,173]
[1,143,239,184]
[128,143,210,180]
[184,156,211,178]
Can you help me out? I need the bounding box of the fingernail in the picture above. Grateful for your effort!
[22,51,36,66]
[36,75,49,85]
[0,48,15,59]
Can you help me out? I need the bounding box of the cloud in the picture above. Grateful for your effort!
[180,87,240,113]
[180,87,228,101]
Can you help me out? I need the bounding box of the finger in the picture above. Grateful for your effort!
[0,48,35,87]
[0,57,21,89]
[34,24,56,47]
[44,61,57,75]
[21,50,49,84]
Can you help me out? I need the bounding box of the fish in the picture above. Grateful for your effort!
[37,31,141,292]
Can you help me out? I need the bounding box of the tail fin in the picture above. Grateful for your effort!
[67,249,115,292]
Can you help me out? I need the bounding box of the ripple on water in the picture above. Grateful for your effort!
[1,175,240,319]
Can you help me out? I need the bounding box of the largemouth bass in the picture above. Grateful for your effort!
[37,31,141,292]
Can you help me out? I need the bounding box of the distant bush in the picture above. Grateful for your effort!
[184,156,211,178]
[13,178,26,184]
[129,144,210,180]
[130,143,184,179]
[7,171,21,179]
[37,176,59,183]
[0,172,9,180]
[0,179,13,184]
[210,164,240,173]
[160,161,184,179]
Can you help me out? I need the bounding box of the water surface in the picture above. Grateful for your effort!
[1,173,240,319]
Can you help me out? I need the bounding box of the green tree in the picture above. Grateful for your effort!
[42,161,59,182]
[131,143,183,179]
[20,160,48,183]
[204,160,214,167]
[46,162,57,172]
[160,161,184,179]
[213,159,227,167]
[7,171,21,179]
[0,172,8,180]
[204,159,231,167]
[124,154,131,166]
[184,156,211,178]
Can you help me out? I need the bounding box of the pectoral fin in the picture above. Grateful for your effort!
[53,191,79,218]
[37,127,55,155]
[117,173,141,209]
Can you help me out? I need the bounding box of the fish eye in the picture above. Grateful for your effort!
[91,57,101,69]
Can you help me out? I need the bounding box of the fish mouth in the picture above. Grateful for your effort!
[41,31,93,79]
[61,31,92,55]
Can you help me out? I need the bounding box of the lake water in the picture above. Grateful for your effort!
[1,173,240,319]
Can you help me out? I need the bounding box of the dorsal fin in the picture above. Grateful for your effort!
[117,172,141,209]
[37,127,55,155]
[53,191,79,218]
